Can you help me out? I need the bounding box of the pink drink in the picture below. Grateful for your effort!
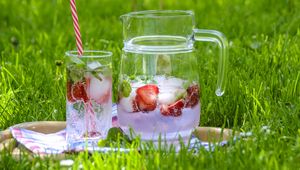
[117,75,200,142]
[66,51,112,146]
[66,75,112,143]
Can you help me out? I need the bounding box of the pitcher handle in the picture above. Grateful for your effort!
[193,29,228,96]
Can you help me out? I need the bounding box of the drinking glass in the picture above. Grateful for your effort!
[65,50,112,146]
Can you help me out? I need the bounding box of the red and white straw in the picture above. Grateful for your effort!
[70,0,83,56]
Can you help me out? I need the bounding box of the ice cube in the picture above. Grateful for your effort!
[153,75,166,84]
[89,75,111,102]
[119,91,137,112]
[163,77,185,88]
[158,92,177,105]
[158,88,186,105]
[87,61,102,70]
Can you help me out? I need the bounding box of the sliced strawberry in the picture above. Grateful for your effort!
[135,95,156,112]
[67,81,75,102]
[160,104,170,116]
[185,84,200,108]
[160,99,185,117]
[135,84,159,112]
[131,99,139,112]
[136,85,159,103]
[71,81,89,102]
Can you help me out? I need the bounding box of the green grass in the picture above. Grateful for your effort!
[1,0,300,169]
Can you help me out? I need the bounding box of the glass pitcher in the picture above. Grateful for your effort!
[117,10,228,143]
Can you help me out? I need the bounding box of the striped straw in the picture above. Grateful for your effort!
[70,0,83,56]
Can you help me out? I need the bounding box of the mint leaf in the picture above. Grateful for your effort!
[67,65,85,83]
[98,127,131,147]
[129,75,136,80]
[91,70,103,81]
[106,127,126,141]
[120,80,131,97]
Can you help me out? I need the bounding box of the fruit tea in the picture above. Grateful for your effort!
[66,51,112,146]
[117,75,200,142]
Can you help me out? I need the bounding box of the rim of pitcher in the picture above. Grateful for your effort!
[120,10,194,18]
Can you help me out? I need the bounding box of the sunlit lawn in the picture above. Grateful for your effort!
[0,0,300,169]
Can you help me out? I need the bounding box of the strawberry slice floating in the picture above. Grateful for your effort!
[70,81,89,102]
[67,81,75,102]
[185,84,200,108]
[160,99,185,117]
[135,84,159,112]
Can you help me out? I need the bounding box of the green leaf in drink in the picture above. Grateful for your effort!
[67,64,85,83]
[120,80,131,97]
[129,75,136,80]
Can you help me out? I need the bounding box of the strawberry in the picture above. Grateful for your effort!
[185,84,200,108]
[71,81,89,102]
[160,105,170,116]
[135,84,159,112]
[67,81,75,102]
[130,98,139,112]
[135,95,157,112]
[160,99,185,117]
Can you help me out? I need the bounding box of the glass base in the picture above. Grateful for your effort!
[67,137,101,151]
[121,128,193,146]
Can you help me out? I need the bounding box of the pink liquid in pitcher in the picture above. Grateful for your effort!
[117,75,200,142]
